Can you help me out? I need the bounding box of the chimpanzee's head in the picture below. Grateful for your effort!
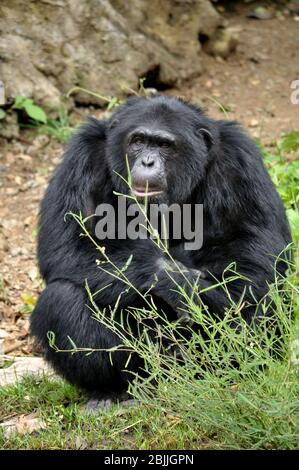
[106,96,217,205]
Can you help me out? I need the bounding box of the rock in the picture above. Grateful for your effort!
[0,355,57,387]
[0,330,10,339]
[0,1,222,109]
[28,267,38,281]
[0,112,20,139]
[248,7,274,21]
[16,153,33,163]
[249,118,259,128]
[10,247,22,257]
[143,88,158,96]
[206,27,238,59]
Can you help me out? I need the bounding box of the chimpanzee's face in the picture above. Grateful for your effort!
[107,96,212,205]
[126,125,179,202]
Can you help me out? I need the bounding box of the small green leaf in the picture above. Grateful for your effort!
[24,103,47,123]
[67,336,78,350]
[12,95,28,109]
[12,95,47,123]
[107,96,119,110]
[0,108,6,119]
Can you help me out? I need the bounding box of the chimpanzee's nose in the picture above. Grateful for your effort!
[141,155,155,167]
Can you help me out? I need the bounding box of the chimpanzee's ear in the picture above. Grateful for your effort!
[199,127,215,150]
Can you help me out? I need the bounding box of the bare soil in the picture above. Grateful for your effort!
[173,3,299,142]
[0,4,298,357]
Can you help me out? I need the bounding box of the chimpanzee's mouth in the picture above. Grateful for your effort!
[132,187,164,198]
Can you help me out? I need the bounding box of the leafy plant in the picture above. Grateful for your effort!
[48,206,299,450]
[262,132,299,240]
[12,96,47,124]
[278,131,299,154]
[43,105,73,142]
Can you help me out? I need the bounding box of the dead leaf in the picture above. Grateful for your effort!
[0,413,46,438]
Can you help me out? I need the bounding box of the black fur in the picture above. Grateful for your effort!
[30,96,291,395]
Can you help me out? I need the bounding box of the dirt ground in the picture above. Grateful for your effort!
[0,4,298,358]
[176,3,299,141]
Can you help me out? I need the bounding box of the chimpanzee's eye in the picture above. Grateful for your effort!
[160,140,171,149]
[131,135,144,146]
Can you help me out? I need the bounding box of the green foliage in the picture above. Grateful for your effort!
[43,105,73,142]
[0,88,125,141]
[4,223,296,449]
[278,132,299,155]
[0,376,203,450]
[262,132,299,243]
[263,134,299,316]
[20,292,36,315]
[287,209,299,245]
[267,153,299,209]
[0,95,74,142]
[12,96,47,123]
[1,359,15,369]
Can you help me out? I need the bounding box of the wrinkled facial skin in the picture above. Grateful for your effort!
[127,126,177,203]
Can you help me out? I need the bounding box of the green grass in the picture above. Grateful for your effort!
[0,132,298,450]
[0,376,211,450]
[262,132,299,242]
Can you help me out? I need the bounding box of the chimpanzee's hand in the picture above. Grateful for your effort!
[153,257,204,324]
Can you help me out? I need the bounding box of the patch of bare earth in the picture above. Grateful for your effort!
[0,136,63,358]
[171,4,299,143]
[0,7,298,370]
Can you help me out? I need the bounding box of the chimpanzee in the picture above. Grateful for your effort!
[30,95,291,401]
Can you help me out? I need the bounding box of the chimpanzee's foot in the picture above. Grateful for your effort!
[84,391,137,414]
